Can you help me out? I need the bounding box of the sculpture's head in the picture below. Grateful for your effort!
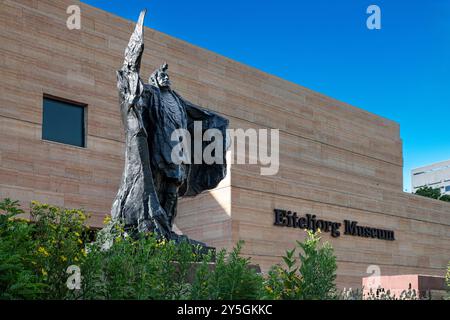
[150,62,171,88]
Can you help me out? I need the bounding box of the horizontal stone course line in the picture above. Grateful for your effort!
[0,109,402,192]
[0,2,402,158]
[0,114,125,146]
[234,228,450,251]
[172,86,402,164]
[231,172,447,214]
[0,50,401,167]
[4,0,401,142]
[84,1,399,130]
[242,252,448,271]
[232,186,450,227]
[231,172,421,219]
[230,153,402,195]
[222,112,402,167]
[232,170,399,208]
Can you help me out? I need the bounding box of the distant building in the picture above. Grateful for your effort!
[411,160,450,195]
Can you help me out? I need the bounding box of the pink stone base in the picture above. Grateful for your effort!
[362,274,446,298]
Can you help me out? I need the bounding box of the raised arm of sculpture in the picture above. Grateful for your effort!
[117,9,146,109]
[112,9,173,237]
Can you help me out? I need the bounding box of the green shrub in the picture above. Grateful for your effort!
[298,230,337,299]
[0,197,266,300]
[80,228,196,299]
[0,198,344,300]
[0,198,90,299]
[0,199,44,299]
[262,248,302,299]
[190,241,263,300]
[30,201,90,299]
[263,230,337,300]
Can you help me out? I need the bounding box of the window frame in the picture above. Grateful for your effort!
[42,94,88,148]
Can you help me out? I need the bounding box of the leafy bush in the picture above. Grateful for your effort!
[1,199,92,299]
[263,230,337,300]
[190,241,263,300]
[1,198,349,300]
[30,201,90,299]
[298,230,337,299]
[262,248,302,299]
[80,227,196,299]
[0,198,264,300]
[0,199,44,299]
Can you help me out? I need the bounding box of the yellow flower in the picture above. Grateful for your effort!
[103,216,112,225]
[77,211,86,221]
[37,246,50,257]
[74,257,79,262]
[74,232,80,237]
[60,256,67,262]
[77,239,83,244]
[41,268,48,276]
[81,248,87,257]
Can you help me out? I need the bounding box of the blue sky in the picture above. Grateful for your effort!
[81,0,450,192]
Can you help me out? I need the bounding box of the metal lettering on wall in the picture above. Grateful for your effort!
[273,209,395,241]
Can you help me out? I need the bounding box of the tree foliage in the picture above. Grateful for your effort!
[414,186,450,202]
[415,186,441,199]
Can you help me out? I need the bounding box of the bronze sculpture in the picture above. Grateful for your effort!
[111,10,228,245]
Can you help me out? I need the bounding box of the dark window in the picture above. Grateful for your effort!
[42,96,86,147]
[446,186,450,192]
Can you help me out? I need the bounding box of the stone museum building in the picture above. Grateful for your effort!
[1,0,449,289]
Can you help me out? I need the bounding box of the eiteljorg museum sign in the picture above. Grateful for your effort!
[274,209,395,241]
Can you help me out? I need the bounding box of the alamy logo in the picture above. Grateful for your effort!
[66,265,81,290]
[366,5,381,30]
[66,5,81,30]
[366,265,382,289]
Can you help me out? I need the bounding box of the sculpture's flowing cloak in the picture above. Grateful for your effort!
[177,93,229,197]
[146,85,229,198]
[111,10,228,237]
